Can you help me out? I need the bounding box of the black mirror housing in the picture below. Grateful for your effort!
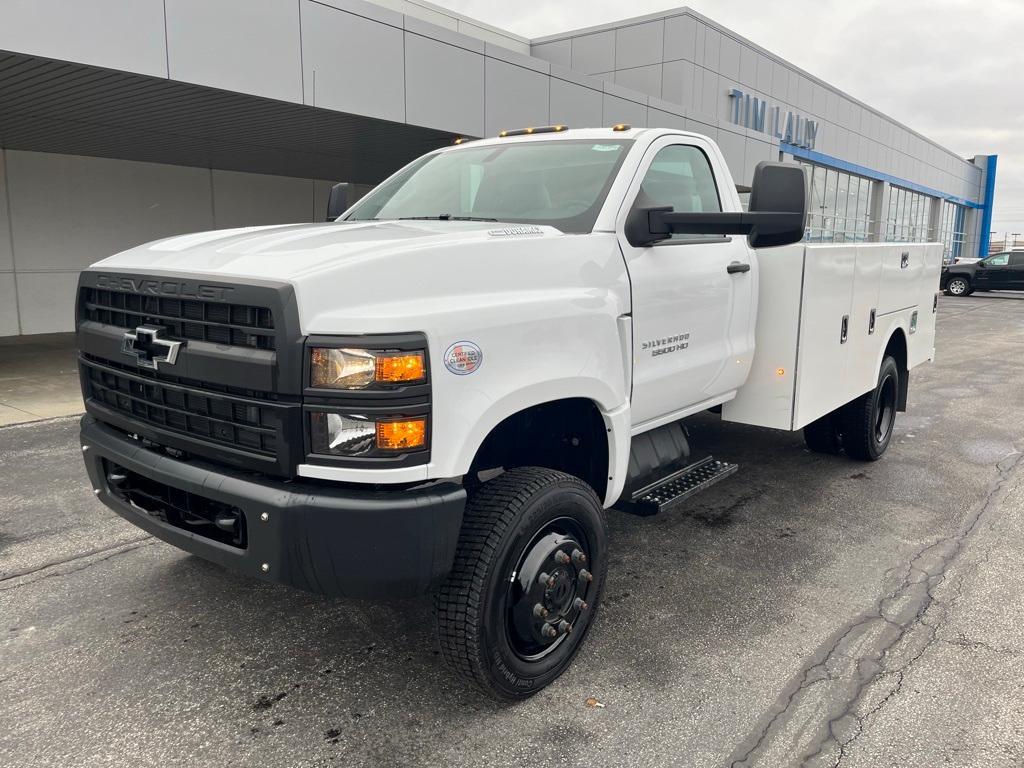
[747,161,807,248]
[326,183,351,221]
[624,161,807,249]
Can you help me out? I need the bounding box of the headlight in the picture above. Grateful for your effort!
[310,347,426,389]
[309,412,427,456]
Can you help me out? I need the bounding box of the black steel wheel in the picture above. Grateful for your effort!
[435,467,607,701]
[842,356,899,461]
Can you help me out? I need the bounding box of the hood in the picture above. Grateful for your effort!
[94,220,564,281]
[90,220,628,334]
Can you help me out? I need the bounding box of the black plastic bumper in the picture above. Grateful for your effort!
[80,416,466,599]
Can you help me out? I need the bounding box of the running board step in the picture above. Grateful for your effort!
[616,457,738,516]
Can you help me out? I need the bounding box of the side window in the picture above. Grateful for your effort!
[634,144,722,242]
[986,253,1010,266]
[1009,253,1024,267]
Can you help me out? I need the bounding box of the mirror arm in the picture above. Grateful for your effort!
[651,210,805,239]
[651,210,750,236]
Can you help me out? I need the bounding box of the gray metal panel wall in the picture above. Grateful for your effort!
[0,0,167,77]
[165,0,304,103]
[300,0,406,122]
[531,8,985,202]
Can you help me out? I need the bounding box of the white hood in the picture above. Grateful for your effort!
[91,220,627,335]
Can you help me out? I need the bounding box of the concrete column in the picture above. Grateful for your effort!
[869,180,890,242]
[927,196,942,243]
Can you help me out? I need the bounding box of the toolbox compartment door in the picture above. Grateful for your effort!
[791,245,857,429]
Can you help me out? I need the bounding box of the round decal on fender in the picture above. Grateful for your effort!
[444,341,482,375]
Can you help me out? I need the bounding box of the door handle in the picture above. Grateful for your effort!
[727,262,751,274]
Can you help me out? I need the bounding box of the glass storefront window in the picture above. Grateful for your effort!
[800,160,874,242]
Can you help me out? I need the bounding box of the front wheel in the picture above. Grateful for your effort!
[841,356,899,461]
[945,276,971,296]
[435,467,607,700]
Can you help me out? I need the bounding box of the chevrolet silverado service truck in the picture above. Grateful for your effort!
[77,126,941,700]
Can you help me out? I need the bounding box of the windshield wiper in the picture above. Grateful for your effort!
[395,215,498,222]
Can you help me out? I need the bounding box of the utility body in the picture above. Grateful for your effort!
[77,127,940,698]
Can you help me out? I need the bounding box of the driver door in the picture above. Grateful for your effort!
[1009,252,1024,289]
[617,136,756,427]
[976,252,1011,289]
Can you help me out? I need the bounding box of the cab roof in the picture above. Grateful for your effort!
[441,125,703,152]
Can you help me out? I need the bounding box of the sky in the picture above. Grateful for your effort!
[445,0,1024,238]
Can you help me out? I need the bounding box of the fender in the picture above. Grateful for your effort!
[442,377,630,502]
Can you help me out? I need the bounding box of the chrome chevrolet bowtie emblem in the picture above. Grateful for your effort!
[121,325,183,370]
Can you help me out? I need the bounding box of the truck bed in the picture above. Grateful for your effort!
[722,242,942,432]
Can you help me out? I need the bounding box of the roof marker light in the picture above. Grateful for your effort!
[497,125,572,137]
[611,123,631,131]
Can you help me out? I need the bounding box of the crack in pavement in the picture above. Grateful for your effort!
[0,536,154,591]
[725,446,1024,768]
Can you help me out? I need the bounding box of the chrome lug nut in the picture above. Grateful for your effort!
[541,622,558,639]
[554,550,571,565]
[533,603,549,619]
[573,597,589,612]
[571,549,587,566]
[579,568,593,583]
[538,571,556,589]
[558,620,573,635]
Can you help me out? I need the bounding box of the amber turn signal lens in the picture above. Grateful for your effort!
[375,352,426,384]
[376,419,427,451]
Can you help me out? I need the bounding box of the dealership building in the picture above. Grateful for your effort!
[0,0,996,337]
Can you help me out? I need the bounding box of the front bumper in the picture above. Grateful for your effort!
[80,416,466,599]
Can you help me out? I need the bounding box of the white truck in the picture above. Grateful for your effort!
[76,126,940,700]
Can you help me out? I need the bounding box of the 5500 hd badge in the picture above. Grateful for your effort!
[94,275,235,301]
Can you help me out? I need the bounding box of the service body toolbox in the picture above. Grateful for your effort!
[724,242,941,431]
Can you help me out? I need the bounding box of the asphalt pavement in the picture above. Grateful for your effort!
[2,294,1024,767]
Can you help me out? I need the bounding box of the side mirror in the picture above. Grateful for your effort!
[624,161,807,249]
[326,183,351,221]
[747,161,807,248]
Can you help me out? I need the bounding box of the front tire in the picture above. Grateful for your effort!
[435,467,607,701]
[841,356,899,461]
[945,276,971,296]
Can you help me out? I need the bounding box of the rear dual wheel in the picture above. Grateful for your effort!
[435,467,607,701]
[803,355,899,461]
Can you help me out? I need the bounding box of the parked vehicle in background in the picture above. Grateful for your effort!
[951,256,980,264]
[942,251,1024,296]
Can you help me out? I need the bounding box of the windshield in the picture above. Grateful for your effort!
[345,139,634,234]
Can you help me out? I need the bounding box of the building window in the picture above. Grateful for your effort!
[799,161,874,242]
[885,185,934,244]
[935,200,966,263]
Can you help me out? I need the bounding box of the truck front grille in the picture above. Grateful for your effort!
[77,271,305,476]
[79,286,276,350]
[82,357,279,456]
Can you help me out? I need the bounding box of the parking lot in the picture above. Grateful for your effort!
[2,293,1023,768]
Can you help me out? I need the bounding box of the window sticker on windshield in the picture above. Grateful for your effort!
[591,144,621,152]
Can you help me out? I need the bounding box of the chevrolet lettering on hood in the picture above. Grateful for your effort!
[94,274,235,301]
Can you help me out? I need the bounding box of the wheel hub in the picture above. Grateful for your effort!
[507,524,594,660]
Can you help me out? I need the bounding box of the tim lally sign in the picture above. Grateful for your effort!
[727,88,819,150]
